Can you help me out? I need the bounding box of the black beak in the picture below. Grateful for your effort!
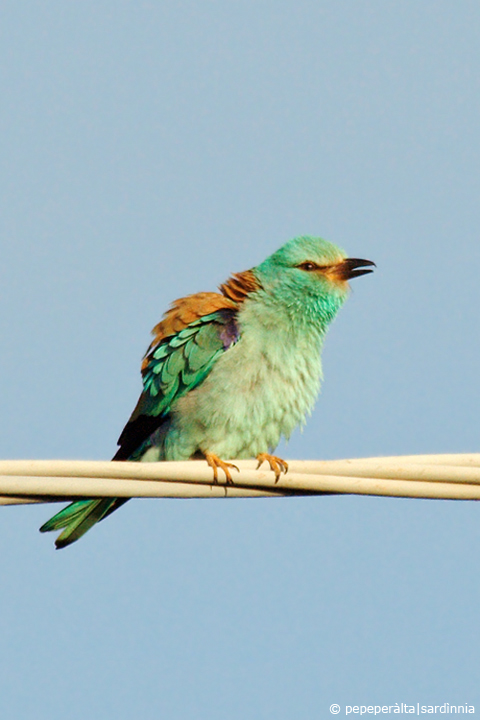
[338,258,376,280]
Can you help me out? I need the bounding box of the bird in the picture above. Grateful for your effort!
[40,235,374,548]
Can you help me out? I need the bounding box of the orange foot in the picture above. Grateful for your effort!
[256,453,289,483]
[205,452,239,485]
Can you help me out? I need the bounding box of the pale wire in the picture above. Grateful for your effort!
[0,455,480,505]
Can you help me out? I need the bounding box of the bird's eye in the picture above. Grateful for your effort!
[297,262,318,271]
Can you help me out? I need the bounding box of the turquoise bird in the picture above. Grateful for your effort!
[40,236,374,548]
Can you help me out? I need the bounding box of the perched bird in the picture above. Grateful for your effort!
[40,236,374,548]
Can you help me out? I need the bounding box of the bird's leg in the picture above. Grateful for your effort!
[256,453,289,483]
[204,452,239,485]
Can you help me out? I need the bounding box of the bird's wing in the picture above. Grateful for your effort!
[114,292,240,460]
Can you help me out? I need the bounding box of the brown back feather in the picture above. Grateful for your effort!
[219,269,260,303]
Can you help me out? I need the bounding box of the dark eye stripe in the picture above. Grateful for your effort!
[297,262,319,271]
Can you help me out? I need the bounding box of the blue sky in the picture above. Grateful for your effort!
[1,2,480,718]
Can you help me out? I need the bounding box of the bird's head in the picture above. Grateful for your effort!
[253,236,375,328]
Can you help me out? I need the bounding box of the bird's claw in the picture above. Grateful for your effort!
[205,452,239,485]
[256,453,289,483]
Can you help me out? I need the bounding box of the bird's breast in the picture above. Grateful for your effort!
[171,306,324,459]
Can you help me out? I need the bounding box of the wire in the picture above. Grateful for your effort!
[0,456,479,504]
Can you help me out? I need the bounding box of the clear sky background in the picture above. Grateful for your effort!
[1,1,480,718]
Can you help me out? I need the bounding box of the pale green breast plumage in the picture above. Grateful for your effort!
[163,294,327,460]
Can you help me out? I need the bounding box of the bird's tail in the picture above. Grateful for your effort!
[39,498,128,549]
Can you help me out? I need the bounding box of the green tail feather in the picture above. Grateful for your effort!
[40,498,119,549]
[39,500,95,532]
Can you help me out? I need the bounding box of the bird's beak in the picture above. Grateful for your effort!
[331,258,376,281]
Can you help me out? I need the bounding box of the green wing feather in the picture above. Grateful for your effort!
[140,314,229,418]
[40,309,238,549]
